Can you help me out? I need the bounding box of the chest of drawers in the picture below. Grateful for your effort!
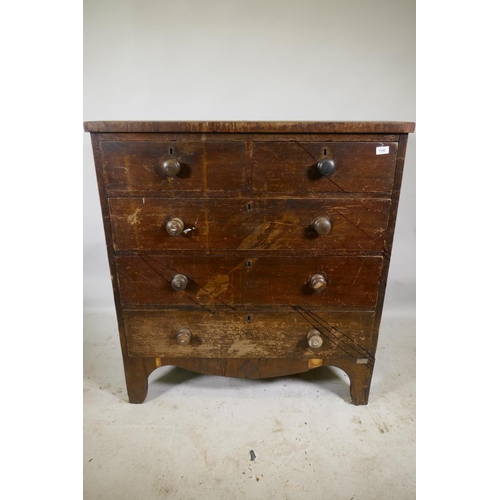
[84,121,414,405]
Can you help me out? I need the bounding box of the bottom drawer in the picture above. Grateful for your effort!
[123,309,375,359]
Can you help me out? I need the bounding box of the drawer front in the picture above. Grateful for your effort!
[100,140,246,194]
[109,198,391,252]
[116,255,383,307]
[252,141,398,193]
[123,309,375,359]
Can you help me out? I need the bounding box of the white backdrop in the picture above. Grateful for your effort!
[83,0,415,313]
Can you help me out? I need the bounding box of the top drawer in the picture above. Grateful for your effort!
[100,140,246,195]
[252,141,398,193]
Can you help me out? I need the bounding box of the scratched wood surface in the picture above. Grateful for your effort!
[85,121,414,404]
[109,198,391,252]
[84,121,415,134]
[252,141,398,193]
[123,309,375,358]
[116,254,383,307]
[101,140,246,195]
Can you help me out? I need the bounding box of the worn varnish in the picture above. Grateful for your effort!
[85,120,414,405]
[84,121,415,134]
[109,198,391,252]
[101,140,246,195]
[116,254,383,307]
[252,141,398,193]
[124,309,375,359]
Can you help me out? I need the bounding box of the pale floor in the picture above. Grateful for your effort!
[83,311,415,500]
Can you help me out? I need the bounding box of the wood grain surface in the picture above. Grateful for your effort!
[116,254,383,307]
[101,140,246,195]
[252,141,398,193]
[84,121,415,134]
[85,121,414,405]
[109,198,391,252]
[123,309,375,359]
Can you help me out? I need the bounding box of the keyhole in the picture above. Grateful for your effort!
[247,315,252,322]
[247,261,252,267]
[169,148,173,155]
[247,203,252,211]
[323,149,327,155]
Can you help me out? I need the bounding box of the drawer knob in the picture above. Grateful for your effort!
[166,217,185,236]
[309,273,327,292]
[307,329,323,349]
[160,158,181,177]
[176,328,192,345]
[313,217,332,235]
[171,273,188,291]
[317,158,336,176]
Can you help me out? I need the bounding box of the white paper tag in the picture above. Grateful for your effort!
[376,146,389,155]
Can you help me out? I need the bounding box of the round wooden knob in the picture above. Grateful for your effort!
[309,274,327,292]
[317,158,336,176]
[307,329,323,349]
[171,274,188,291]
[313,217,332,235]
[160,158,181,177]
[166,217,185,236]
[176,328,192,345]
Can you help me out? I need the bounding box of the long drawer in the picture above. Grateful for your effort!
[123,309,375,359]
[109,198,391,252]
[116,254,383,307]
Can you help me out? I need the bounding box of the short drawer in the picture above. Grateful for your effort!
[123,309,375,359]
[109,198,391,252]
[100,140,246,195]
[116,255,383,307]
[252,141,398,193]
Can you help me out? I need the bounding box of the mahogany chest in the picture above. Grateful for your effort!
[84,121,414,405]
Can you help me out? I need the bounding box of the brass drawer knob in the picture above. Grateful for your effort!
[309,273,327,292]
[171,274,188,291]
[160,158,181,177]
[307,329,323,349]
[317,158,336,176]
[176,328,192,345]
[313,217,332,235]
[166,217,185,236]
